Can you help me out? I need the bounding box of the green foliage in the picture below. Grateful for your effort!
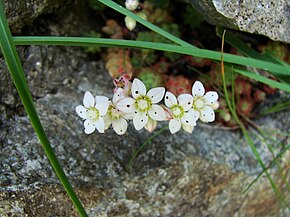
[147,0,170,9]
[136,23,181,61]
[83,31,102,53]
[137,23,180,44]
[87,0,107,11]
[182,5,204,29]
[137,68,163,89]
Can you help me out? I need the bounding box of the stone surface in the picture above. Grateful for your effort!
[189,0,290,43]
[0,0,290,216]
[1,157,288,217]
[0,53,289,215]
[3,0,68,33]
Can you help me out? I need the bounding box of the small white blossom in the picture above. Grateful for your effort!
[117,78,166,131]
[104,88,131,135]
[191,81,219,123]
[76,91,110,134]
[165,91,199,134]
[125,0,139,11]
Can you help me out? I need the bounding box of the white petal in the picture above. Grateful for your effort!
[83,91,95,108]
[144,117,157,133]
[204,91,219,105]
[103,114,112,130]
[112,117,128,135]
[182,124,194,134]
[96,95,109,103]
[169,119,181,134]
[164,91,177,108]
[177,94,193,111]
[84,119,96,134]
[181,109,198,126]
[113,88,126,103]
[148,105,166,121]
[147,87,165,103]
[123,112,134,120]
[76,105,88,119]
[131,78,146,98]
[116,97,136,113]
[95,102,109,116]
[192,81,205,97]
[95,118,105,133]
[133,111,148,130]
[200,106,215,123]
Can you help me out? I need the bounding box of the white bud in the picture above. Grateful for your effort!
[125,16,136,31]
[136,12,147,20]
[125,0,139,11]
[211,101,219,110]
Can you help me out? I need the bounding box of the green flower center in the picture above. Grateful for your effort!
[135,96,152,112]
[107,105,121,120]
[171,105,184,119]
[87,107,99,120]
[193,97,204,110]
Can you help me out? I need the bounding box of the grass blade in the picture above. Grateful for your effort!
[220,31,286,207]
[234,68,290,92]
[13,36,290,89]
[97,0,195,48]
[216,28,290,84]
[243,144,290,193]
[0,2,88,216]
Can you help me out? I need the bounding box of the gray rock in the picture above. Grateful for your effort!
[1,52,289,215]
[189,0,290,43]
[3,0,68,33]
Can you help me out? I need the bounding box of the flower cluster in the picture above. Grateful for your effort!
[76,77,218,135]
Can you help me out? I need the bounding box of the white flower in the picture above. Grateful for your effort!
[165,91,199,134]
[125,0,139,11]
[117,78,166,130]
[76,91,110,134]
[191,81,219,123]
[104,88,131,135]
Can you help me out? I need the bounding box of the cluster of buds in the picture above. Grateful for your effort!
[76,75,219,135]
[124,0,146,31]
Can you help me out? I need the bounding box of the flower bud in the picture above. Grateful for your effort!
[125,16,136,31]
[125,0,139,11]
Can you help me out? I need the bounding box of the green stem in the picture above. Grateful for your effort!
[0,2,88,216]
[220,31,284,206]
[128,126,169,166]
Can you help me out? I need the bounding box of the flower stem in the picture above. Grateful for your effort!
[128,126,169,167]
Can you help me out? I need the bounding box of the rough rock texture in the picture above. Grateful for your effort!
[0,0,290,216]
[4,0,68,33]
[0,0,92,115]
[1,49,289,215]
[189,0,290,43]
[1,157,288,217]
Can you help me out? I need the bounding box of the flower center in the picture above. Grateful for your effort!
[87,107,99,120]
[135,96,152,112]
[108,105,121,120]
[194,98,204,109]
[171,105,184,119]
